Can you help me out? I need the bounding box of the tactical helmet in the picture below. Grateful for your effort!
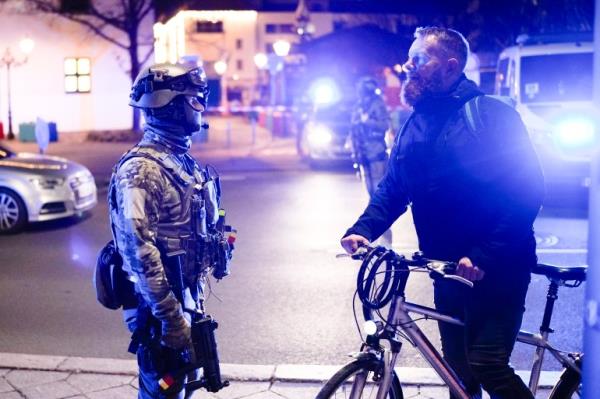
[129,63,209,111]
[357,76,380,99]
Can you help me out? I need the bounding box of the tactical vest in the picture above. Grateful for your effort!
[108,144,220,291]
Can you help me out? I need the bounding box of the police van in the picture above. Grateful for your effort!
[495,33,594,190]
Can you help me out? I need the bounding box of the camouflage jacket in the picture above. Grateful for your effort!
[108,140,219,326]
[351,96,391,162]
[351,96,390,139]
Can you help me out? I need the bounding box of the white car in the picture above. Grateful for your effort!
[495,34,594,189]
[0,144,97,233]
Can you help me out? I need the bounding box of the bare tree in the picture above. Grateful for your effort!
[26,0,155,131]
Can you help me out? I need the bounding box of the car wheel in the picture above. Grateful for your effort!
[0,188,28,234]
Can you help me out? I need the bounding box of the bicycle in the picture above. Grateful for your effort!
[316,246,586,399]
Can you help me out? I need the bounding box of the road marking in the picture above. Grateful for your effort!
[537,248,587,254]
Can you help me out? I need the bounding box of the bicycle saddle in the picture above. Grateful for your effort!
[532,263,587,282]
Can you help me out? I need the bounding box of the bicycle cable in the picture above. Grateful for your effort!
[357,247,406,310]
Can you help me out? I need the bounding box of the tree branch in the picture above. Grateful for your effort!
[88,3,126,31]
[137,0,153,21]
[63,14,128,49]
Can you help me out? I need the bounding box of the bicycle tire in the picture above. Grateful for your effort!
[548,355,583,399]
[316,358,403,399]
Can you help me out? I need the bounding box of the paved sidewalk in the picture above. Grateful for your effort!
[0,353,556,399]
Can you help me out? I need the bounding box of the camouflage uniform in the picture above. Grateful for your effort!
[109,63,224,399]
[351,81,392,245]
[351,94,390,196]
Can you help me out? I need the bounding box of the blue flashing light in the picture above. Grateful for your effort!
[554,117,596,149]
[309,78,341,105]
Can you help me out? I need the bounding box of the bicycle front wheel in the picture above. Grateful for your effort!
[548,355,583,399]
[316,358,403,399]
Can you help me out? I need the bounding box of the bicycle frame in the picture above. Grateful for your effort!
[368,295,582,399]
[517,330,581,395]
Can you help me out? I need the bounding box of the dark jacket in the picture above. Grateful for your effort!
[345,76,544,277]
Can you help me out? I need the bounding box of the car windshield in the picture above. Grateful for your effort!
[520,52,593,103]
[0,146,15,160]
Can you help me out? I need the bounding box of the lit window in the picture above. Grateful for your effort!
[265,24,294,34]
[64,57,91,93]
[196,21,223,33]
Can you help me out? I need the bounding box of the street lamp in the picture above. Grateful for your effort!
[255,40,291,136]
[214,59,228,112]
[1,38,35,140]
[273,40,291,58]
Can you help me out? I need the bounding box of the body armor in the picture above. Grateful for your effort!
[109,139,230,319]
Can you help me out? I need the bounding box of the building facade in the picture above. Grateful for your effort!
[153,7,407,109]
[0,0,153,135]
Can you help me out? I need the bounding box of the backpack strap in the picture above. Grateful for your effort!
[463,94,516,135]
[463,95,485,134]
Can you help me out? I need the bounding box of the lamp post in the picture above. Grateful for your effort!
[254,40,290,136]
[1,38,35,140]
[272,39,291,106]
[214,59,228,114]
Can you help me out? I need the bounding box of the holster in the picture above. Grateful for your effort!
[128,302,159,354]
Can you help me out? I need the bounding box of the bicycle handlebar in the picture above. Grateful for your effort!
[348,245,474,289]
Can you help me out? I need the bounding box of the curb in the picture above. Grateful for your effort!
[0,353,562,388]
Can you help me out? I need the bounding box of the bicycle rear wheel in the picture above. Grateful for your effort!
[316,358,403,399]
[548,355,583,399]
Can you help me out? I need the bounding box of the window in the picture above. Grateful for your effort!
[265,23,295,34]
[64,57,91,93]
[520,53,593,103]
[236,59,243,71]
[196,21,223,33]
[236,39,243,49]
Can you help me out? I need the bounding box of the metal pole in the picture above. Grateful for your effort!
[268,69,276,137]
[226,120,231,148]
[6,61,14,140]
[583,0,600,397]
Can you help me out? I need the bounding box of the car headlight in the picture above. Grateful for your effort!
[29,177,65,190]
[553,117,596,149]
[307,124,334,147]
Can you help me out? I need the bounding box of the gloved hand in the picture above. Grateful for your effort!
[161,315,192,350]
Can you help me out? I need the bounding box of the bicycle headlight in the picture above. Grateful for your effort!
[363,320,378,336]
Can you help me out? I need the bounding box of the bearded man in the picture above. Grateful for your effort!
[341,27,544,399]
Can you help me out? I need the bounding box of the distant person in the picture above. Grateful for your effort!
[341,27,544,399]
[109,62,234,398]
[349,76,392,246]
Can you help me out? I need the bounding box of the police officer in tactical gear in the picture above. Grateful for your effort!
[109,62,228,398]
[350,76,392,245]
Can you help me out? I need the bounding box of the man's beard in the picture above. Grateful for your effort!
[401,70,444,106]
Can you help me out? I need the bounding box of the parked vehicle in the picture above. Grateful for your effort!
[0,144,97,233]
[495,33,594,190]
[296,101,354,168]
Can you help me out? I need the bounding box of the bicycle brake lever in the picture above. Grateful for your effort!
[443,274,474,288]
[336,253,351,259]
